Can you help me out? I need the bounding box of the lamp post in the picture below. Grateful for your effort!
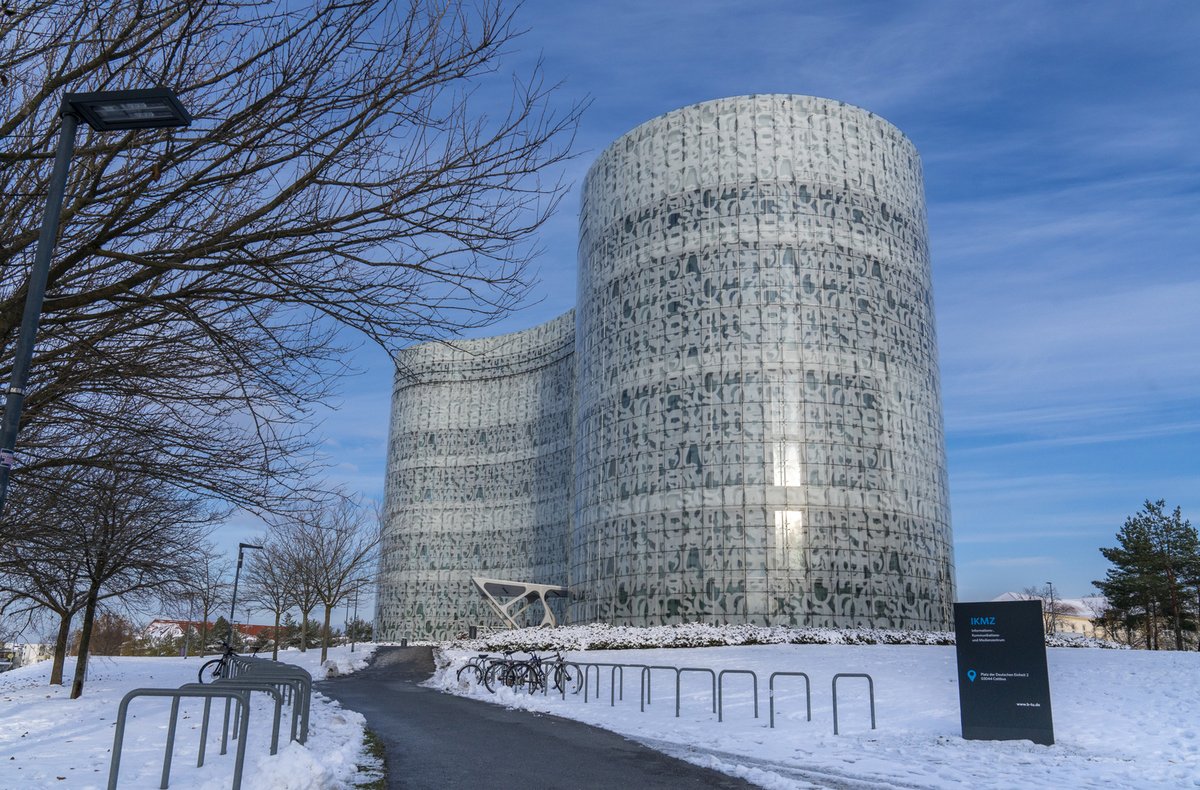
[350,586,360,653]
[229,542,264,645]
[1045,580,1056,635]
[0,88,191,515]
[183,592,196,659]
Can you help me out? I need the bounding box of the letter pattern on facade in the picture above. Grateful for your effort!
[377,95,955,641]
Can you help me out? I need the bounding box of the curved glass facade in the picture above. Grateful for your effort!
[377,95,955,640]
[375,312,574,640]
[572,95,953,630]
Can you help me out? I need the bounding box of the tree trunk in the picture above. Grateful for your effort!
[1149,600,1158,650]
[49,611,73,686]
[320,604,333,663]
[1166,569,1184,651]
[272,610,281,661]
[299,608,309,652]
[70,589,100,699]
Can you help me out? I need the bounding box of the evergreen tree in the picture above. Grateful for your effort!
[212,616,236,650]
[1095,500,1198,650]
[345,618,374,644]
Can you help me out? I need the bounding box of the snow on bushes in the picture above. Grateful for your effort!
[440,622,1123,652]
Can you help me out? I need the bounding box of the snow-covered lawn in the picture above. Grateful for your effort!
[5,634,1197,789]
[0,645,378,789]
[431,643,1200,789]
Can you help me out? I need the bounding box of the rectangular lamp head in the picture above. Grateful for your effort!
[63,87,192,131]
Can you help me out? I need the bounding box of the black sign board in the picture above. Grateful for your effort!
[954,600,1054,745]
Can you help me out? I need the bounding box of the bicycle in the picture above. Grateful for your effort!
[547,651,581,694]
[456,653,493,685]
[197,639,238,683]
[483,650,528,692]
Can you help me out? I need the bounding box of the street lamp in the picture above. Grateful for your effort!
[1044,580,1056,635]
[350,586,360,653]
[0,88,191,515]
[229,542,264,645]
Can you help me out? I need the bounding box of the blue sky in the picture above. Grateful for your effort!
[222,1,1200,613]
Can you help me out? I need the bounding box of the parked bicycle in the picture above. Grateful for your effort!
[482,651,526,692]
[197,639,238,683]
[456,653,493,685]
[547,651,581,694]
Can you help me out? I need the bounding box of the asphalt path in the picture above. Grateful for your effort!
[317,647,756,789]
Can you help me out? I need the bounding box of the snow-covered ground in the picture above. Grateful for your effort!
[431,643,1200,789]
[0,645,378,789]
[5,634,1197,789]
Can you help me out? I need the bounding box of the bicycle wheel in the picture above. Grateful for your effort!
[197,658,225,684]
[524,661,547,694]
[483,661,511,693]
[456,662,485,685]
[553,663,581,694]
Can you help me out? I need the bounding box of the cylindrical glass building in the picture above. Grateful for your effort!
[570,95,954,629]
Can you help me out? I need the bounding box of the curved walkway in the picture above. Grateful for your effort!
[318,647,755,789]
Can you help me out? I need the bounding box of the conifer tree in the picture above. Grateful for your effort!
[1095,500,1198,650]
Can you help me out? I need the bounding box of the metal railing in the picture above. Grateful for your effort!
[107,656,314,789]
[831,672,876,735]
[108,687,252,790]
[768,671,811,728]
[575,661,628,705]
[466,653,876,736]
[717,669,758,722]
[675,667,716,718]
[639,664,680,712]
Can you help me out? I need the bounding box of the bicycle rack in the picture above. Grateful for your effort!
[639,665,679,713]
[573,662,626,705]
[717,669,758,722]
[831,672,875,735]
[183,681,283,755]
[108,686,251,790]
[228,659,313,743]
[464,655,876,737]
[768,671,811,728]
[580,663,601,703]
[675,667,716,718]
[616,663,649,708]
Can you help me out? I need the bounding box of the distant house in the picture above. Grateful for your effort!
[0,643,52,671]
[992,592,1108,638]
[144,619,276,641]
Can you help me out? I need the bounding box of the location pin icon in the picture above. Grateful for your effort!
[967,670,977,682]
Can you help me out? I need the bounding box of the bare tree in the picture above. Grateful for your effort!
[68,469,217,696]
[0,0,581,512]
[72,608,136,656]
[292,498,380,662]
[0,465,218,694]
[184,546,233,658]
[0,527,86,683]
[1023,584,1072,635]
[274,522,322,653]
[242,538,296,661]
[0,467,111,683]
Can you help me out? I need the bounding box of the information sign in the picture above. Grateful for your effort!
[953,600,1054,745]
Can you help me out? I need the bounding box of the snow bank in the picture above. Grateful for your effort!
[431,642,1196,789]
[441,622,1122,652]
[0,644,378,789]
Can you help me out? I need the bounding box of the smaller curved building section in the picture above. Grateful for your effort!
[375,312,574,641]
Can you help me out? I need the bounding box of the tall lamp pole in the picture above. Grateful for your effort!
[350,586,360,653]
[1045,580,1055,635]
[0,88,191,515]
[229,542,264,645]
